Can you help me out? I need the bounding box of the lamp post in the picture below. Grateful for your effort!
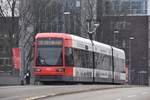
[87,19,99,82]
[128,37,135,85]
[64,12,71,33]
[113,30,119,47]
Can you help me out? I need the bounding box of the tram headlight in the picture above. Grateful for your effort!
[56,68,65,72]
[34,68,42,72]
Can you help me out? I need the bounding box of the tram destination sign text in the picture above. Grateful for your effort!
[37,38,62,46]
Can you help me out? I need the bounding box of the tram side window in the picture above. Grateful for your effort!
[120,59,125,72]
[95,53,112,70]
[86,51,93,68]
[114,57,125,72]
[65,48,74,66]
[114,57,119,72]
[102,55,112,70]
[81,50,93,68]
[73,49,92,68]
[95,53,102,69]
[73,49,82,67]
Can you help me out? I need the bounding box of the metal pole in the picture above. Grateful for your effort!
[64,12,71,33]
[91,40,95,82]
[87,18,99,83]
[128,37,134,85]
[128,39,131,85]
[114,32,116,46]
[20,46,25,85]
[89,30,95,82]
[114,30,119,47]
[87,19,95,82]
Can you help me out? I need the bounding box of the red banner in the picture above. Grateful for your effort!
[12,48,21,70]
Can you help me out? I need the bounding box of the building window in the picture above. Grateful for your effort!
[120,1,130,14]
[149,41,150,48]
[130,0,147,14]
[0,45,3,52]
[5,58,11,65]
[149,59,150,67]
[0,59,4,65]
[103,0,148,15]
[104,1,112,15]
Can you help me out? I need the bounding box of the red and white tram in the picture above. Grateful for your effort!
[33,33,126,84]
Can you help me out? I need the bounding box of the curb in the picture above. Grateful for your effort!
[25,85,130,100]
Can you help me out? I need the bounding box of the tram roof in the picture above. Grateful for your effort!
[35,33,72,39]
[112,46,125,59]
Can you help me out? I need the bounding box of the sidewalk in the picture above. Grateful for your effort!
[0,72,20,86]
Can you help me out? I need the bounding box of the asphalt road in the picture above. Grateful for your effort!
[0,85,126,100]
[0,85,148,100]
[42,87,150,100]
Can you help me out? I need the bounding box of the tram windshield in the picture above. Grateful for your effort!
[36,38,63,66]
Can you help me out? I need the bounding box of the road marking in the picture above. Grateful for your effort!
[116,99,121,100]
[142,92,148,95]
[49,93,56,96]
[25,94,56,100]
[25,95,48,100]
[127,95,136,98]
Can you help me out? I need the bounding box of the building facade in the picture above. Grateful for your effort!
[0,17,19,73]
[97,0,150,85]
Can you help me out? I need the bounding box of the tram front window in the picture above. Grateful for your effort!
[36,46,62,66]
